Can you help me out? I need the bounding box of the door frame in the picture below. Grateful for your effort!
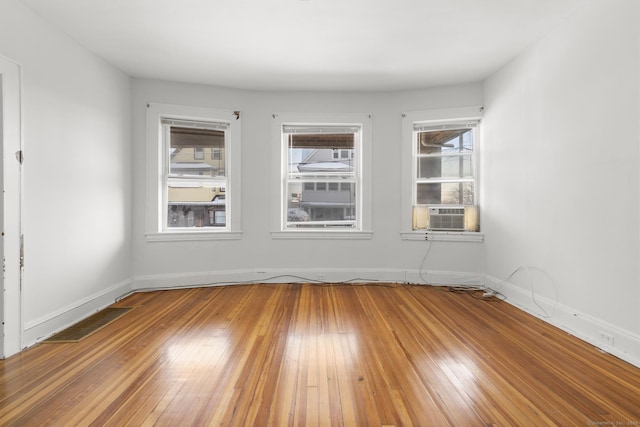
[0,55,23,358]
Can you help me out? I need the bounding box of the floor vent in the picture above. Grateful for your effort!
[43,307,134,343]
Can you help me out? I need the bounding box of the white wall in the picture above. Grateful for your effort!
[0,0,133,347]
[132,79,485,288]
[482,0,640,364]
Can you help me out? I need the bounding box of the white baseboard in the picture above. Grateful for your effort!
[23,278,134,348]
[485,274,640,369]
[403,270,485,287]
[132,268,484,291]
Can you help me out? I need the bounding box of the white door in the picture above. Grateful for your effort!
[0,55,22,358]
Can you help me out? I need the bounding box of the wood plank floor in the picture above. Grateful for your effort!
[1,283,639,426]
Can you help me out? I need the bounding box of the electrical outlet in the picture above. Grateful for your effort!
[317,273,325,280]
[598,331,614,347]
[253,270,268,281]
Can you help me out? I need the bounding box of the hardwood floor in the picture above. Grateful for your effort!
[1,283,639,426]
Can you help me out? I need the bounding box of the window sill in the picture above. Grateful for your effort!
[146,231,243,242]
[401,231,484,242]
[272,230,374,240]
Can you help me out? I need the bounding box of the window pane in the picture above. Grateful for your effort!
[416,182,474,205]
[167,185,226,228]
[289,149,355,174]
[286,181,356,228]
[288,133,355,175]
[417,155,473,179]
[170,126,225,177]
[417,129,473,155]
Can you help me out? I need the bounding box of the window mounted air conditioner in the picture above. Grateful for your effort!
[427,206,465,231]
[412,205,479,231]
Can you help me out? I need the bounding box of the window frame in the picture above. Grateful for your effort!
[146,103,242,241]
[401,107,483,242]
[271,113,373,239]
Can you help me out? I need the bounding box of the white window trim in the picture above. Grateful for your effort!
[271,113,373,240]
[400,107,484,242]
[145,103,242,241]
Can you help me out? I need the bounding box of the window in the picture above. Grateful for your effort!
[271,113,372,238]
[284,124,358,229]
[414,122,476,206]
[163,119,227,229]
[146,103,242,240]
[401,107,483,240]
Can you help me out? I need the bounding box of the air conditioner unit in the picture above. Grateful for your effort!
[427,206,466,231]
[412,205,480,231]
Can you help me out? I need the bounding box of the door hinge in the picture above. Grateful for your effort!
[15,150,23,164]
[19,235,24,270]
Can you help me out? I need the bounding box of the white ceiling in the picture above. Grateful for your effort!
[20,0,581,91]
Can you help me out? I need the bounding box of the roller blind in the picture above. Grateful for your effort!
[163,118,228,148]
[413,120,479,133]
[284,125,358,149]
[162,118,229,131]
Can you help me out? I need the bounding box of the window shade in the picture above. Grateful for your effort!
[283,125,359,134]
[288,134,354,149]
[284,125,359,149]
[413,120,479,133]
[169,126,225,148]
[162,118,229,131]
